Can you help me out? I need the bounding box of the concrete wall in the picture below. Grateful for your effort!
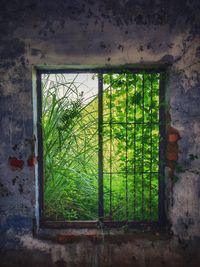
[0,0,200,266]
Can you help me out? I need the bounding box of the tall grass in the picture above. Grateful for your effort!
[42,74,98,220]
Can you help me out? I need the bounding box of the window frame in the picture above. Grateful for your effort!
[36,67,166,229]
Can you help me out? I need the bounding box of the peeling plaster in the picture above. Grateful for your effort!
[0,0,200,266]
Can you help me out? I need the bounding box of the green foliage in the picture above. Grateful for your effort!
[103,72,159,221]
[42,72,160,222]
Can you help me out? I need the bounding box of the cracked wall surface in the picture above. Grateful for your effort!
[0,0,200,266]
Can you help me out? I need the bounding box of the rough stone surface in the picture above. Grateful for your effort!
[0,0,200,266]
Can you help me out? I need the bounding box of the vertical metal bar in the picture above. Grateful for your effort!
[109,74,113,219]
[158,72,166,226]
[133,75,137,219]
[37,71,44,224]
[141,74,145,219]
[149,75,153,220]
[125,73,128,220]
[98,73,104,220]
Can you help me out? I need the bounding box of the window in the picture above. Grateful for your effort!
[37,68,165,227]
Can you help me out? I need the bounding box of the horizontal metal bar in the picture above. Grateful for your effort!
[41,220,99,229]
[103,172,159,174]
[102,122,161,125]
[103,221,158,227]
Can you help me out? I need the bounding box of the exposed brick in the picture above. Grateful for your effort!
[166,144,179,161]
[8,157,24,171]
[166,125,181,179]
[27,156,37,167]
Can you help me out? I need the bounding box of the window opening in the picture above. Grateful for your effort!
[38,69,165,224]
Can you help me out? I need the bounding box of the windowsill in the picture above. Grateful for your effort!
[34,221,171,244]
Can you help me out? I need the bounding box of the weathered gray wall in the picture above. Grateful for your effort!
[0,0,200,266]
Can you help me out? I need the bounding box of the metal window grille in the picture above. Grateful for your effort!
[37,69,165,227]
